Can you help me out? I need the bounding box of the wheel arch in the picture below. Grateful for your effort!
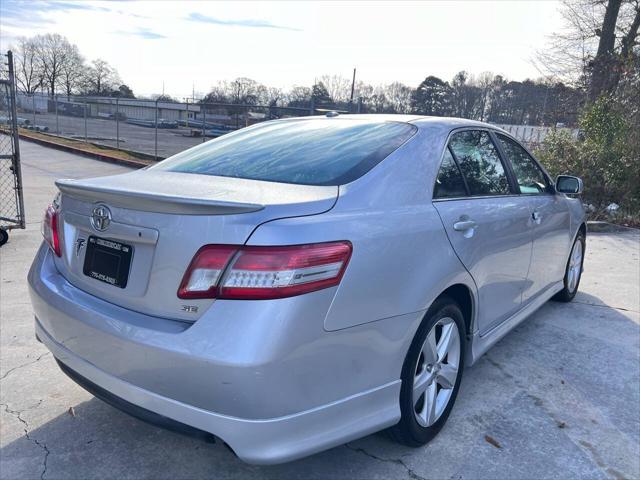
[569,221,587,262]
[437,283,474,340]
[578,222,587,238]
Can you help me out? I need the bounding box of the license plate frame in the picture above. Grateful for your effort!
[83,236,133,289]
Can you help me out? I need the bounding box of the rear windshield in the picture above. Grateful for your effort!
[151,119,417,186]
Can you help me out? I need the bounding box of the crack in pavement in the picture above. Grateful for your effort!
[345,443,427,480]
[484,354,634,479]
[1,402,50,480]
[572,300,639,314]
[0,352,51,381]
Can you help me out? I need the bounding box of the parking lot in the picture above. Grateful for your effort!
[1,141,639,480]
[22,111,213,158]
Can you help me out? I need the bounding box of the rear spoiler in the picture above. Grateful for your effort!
[56,179,264,215]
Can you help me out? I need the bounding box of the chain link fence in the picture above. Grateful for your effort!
[15,92,319,159]
[14,92,581,161]
[1,52,25,242]
[0,87,19,230]
[493,123,580,148]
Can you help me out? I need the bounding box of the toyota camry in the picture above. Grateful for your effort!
[29,114,586,464]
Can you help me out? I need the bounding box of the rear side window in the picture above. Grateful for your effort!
[152,119,417,186]
[434,148,467,198]
[497,134,550,194]
[449,130,511,196]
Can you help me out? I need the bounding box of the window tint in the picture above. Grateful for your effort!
[497,134,549,194]
[434,148,467,198]
[151,119,417,186]
[449,130,511,196]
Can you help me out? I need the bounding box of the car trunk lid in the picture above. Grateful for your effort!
[53,170,337,321]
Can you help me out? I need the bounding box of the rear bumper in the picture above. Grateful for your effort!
[28,244,408,464]
[36,318,398,464]
[54,358,217,443]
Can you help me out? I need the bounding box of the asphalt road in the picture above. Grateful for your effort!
[22,111,212,158]
[1,141,639,480]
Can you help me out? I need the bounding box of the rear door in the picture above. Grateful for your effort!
[433,129,533,334]
[494,133,571,301]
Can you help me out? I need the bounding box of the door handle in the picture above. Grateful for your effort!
[532,211,541,224]
[453,220,477,231]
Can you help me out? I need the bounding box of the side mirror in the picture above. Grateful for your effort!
[556,175,583,194]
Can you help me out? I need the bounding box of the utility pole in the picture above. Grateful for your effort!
[349,68,356,112]
[116,97,120,150]
[154,98,159,160]
[54,94,59,135]
[202,103,206,142]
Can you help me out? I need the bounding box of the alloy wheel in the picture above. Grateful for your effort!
[567,239,583,293]
[413,317,461,427]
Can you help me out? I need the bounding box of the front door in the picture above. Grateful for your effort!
[494,133,571,301]
[433,130,533,335]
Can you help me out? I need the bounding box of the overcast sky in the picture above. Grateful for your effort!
[0,0,564,98]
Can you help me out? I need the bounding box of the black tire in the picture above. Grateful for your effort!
[552,231,585,303]
[388,296,466,447]
[0,229,8,247]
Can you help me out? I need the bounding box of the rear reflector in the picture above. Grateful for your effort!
[42,204,61,257]
[178,241,352,300]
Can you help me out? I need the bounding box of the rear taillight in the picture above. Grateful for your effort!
[177,245,237,299]
[221,242,352,300]
[178,241,352,300]
[42,204,61,257]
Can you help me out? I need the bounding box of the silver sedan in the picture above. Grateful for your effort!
[29,115,586,464]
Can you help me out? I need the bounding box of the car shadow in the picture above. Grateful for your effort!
[2,291,638,479]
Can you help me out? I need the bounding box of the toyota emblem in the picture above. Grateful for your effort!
[91,204,112,232]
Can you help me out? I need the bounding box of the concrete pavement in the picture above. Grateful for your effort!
[1,141,639,479]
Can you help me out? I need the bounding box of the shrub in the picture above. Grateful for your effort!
[535,96,639,223]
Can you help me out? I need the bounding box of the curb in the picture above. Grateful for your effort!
[18,133,150,169]
[587,221,639,233]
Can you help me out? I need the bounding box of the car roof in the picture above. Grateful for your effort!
[277,114,506,133]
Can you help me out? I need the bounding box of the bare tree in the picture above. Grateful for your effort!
[476,72,493,121]
[383,82,412,113]
[257,86,283,106]
[201,85,228,103]
[450,71,484,119]
[590,0,624,99]
[285,85,311,108]
[319,75,351,103]
[59,44,85,97]
[36,33,74,96]
[537,0,640,100]
[613,1,640,88]
[13,37,43,94]
[535,0,600,88]
[83,59,121,95]
[368,86,389,113]
[353,81,374,106]
[620,1,640,58]
[224,77,260,104]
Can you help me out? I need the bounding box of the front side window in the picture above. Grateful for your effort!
[151,119,417,186]
[497,134,549,194]
[434,147,467,198]
[449,130,511,196]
